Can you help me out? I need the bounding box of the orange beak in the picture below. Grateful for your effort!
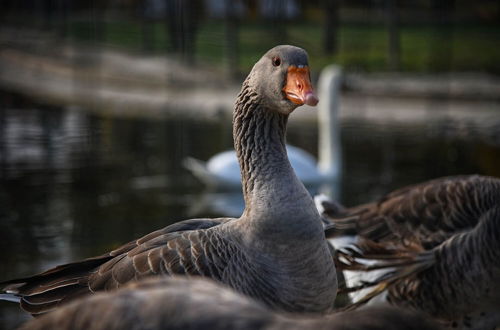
[282,66,319,106]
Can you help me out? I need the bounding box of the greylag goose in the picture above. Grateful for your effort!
[19,276,441,330]
[318,175,500,329]
[183,65,343,189]
[1,45,337,315]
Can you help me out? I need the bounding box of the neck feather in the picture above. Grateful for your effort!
[232,80,325,243]
[233,82,291,206]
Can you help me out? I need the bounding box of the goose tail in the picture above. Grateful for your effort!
[0,293,21,303]
[315,194,391,241]
[336,239,434,309]
[339,206,500,317]
[0,254,113,315]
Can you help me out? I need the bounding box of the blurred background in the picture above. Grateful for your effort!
[1,0,500,328]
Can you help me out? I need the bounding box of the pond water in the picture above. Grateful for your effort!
[1,90,499,328]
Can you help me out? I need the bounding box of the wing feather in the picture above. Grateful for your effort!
[1,217,232,315]
[325,175,500,248]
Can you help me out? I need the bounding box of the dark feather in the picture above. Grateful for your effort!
[321,175,500,327]
[1,218,229,315]
[19,277,442,330]
[324,175,500,248]
[335,203,500,327]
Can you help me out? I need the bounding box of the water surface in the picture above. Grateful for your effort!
[1,90,499,329]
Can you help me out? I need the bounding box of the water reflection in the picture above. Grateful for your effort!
[0,90,499,329]
[187,190,244,218]
[186,179,339,218]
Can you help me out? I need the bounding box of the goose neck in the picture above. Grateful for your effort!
[232,83,324,238]
[233,87,290,206]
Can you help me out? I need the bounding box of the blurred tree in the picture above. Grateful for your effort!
[41,0,53,30]
[385,0,400,70]
[89,0,107,43]
[260,0,295,43]
[429,0,455,72]
[164,0,203,61]
[0,105,5,179]
[140,0,165,52]
[56,0,70,39]
[323,0,339,55]
[224,0,240,77]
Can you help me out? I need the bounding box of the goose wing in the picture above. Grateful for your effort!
[1,217,233,315]
[337,206,500,327]
[325,175,500,248]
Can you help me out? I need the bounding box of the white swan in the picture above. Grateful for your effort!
[184,65,343,189]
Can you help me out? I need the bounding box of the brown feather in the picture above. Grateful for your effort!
[1,218,229,315]
[325,175,500,248]
[19,277,442,330]
[325,176,500,328]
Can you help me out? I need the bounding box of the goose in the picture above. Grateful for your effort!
[317,175,500,329]
[183,64,342,189]
[19,276,441,330]
[0,45,337,315]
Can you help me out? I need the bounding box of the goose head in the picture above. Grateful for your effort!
[246,45,319,115]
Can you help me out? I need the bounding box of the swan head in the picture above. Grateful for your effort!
[247,45,319,115]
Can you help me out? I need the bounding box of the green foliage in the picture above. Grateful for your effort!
[67,19,500,74]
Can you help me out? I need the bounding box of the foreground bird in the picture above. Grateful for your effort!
[318,175,500,329]
[19,277,441,330]
[1,45,337,315]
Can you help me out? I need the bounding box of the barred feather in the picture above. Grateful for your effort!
[321,175,500,329]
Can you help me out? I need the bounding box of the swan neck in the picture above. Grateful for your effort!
[318,65,342,180]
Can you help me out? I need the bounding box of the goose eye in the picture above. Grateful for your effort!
[272,56,281,67]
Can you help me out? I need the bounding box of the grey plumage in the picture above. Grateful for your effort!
[323,175,500,248]
[19,277,442,330]
[387,206,500,328]
[320,175,500,329]
[1,45,336,315]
